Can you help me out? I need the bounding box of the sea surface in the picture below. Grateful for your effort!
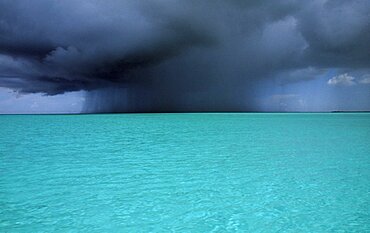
[1,113,369,232]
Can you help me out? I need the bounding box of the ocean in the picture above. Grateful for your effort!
[1,113,369,232]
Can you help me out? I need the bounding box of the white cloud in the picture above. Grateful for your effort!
[359,75,370,84]
[327,73,356,86]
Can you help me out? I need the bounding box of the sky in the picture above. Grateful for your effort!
[0,0,369,113]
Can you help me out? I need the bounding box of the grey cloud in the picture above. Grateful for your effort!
[297,0,370,68]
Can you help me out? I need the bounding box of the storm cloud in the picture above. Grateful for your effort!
[0,0,369,112]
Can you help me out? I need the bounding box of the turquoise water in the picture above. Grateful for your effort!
[1,113,369,232]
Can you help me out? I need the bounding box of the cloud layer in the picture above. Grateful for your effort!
[1,0,370,112]
[328,73,356,86]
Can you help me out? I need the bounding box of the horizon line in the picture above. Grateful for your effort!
[1,111,370,116]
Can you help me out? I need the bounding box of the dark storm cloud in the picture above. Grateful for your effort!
[0,0,369,112]
[298,0,370,68]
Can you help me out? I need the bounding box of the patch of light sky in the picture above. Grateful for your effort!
[0,88,85,114]
[256,69,370,112]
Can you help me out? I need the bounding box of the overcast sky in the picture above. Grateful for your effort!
[0,0,369,113]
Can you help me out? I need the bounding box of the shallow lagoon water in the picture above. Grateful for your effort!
[1,113,369,232]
